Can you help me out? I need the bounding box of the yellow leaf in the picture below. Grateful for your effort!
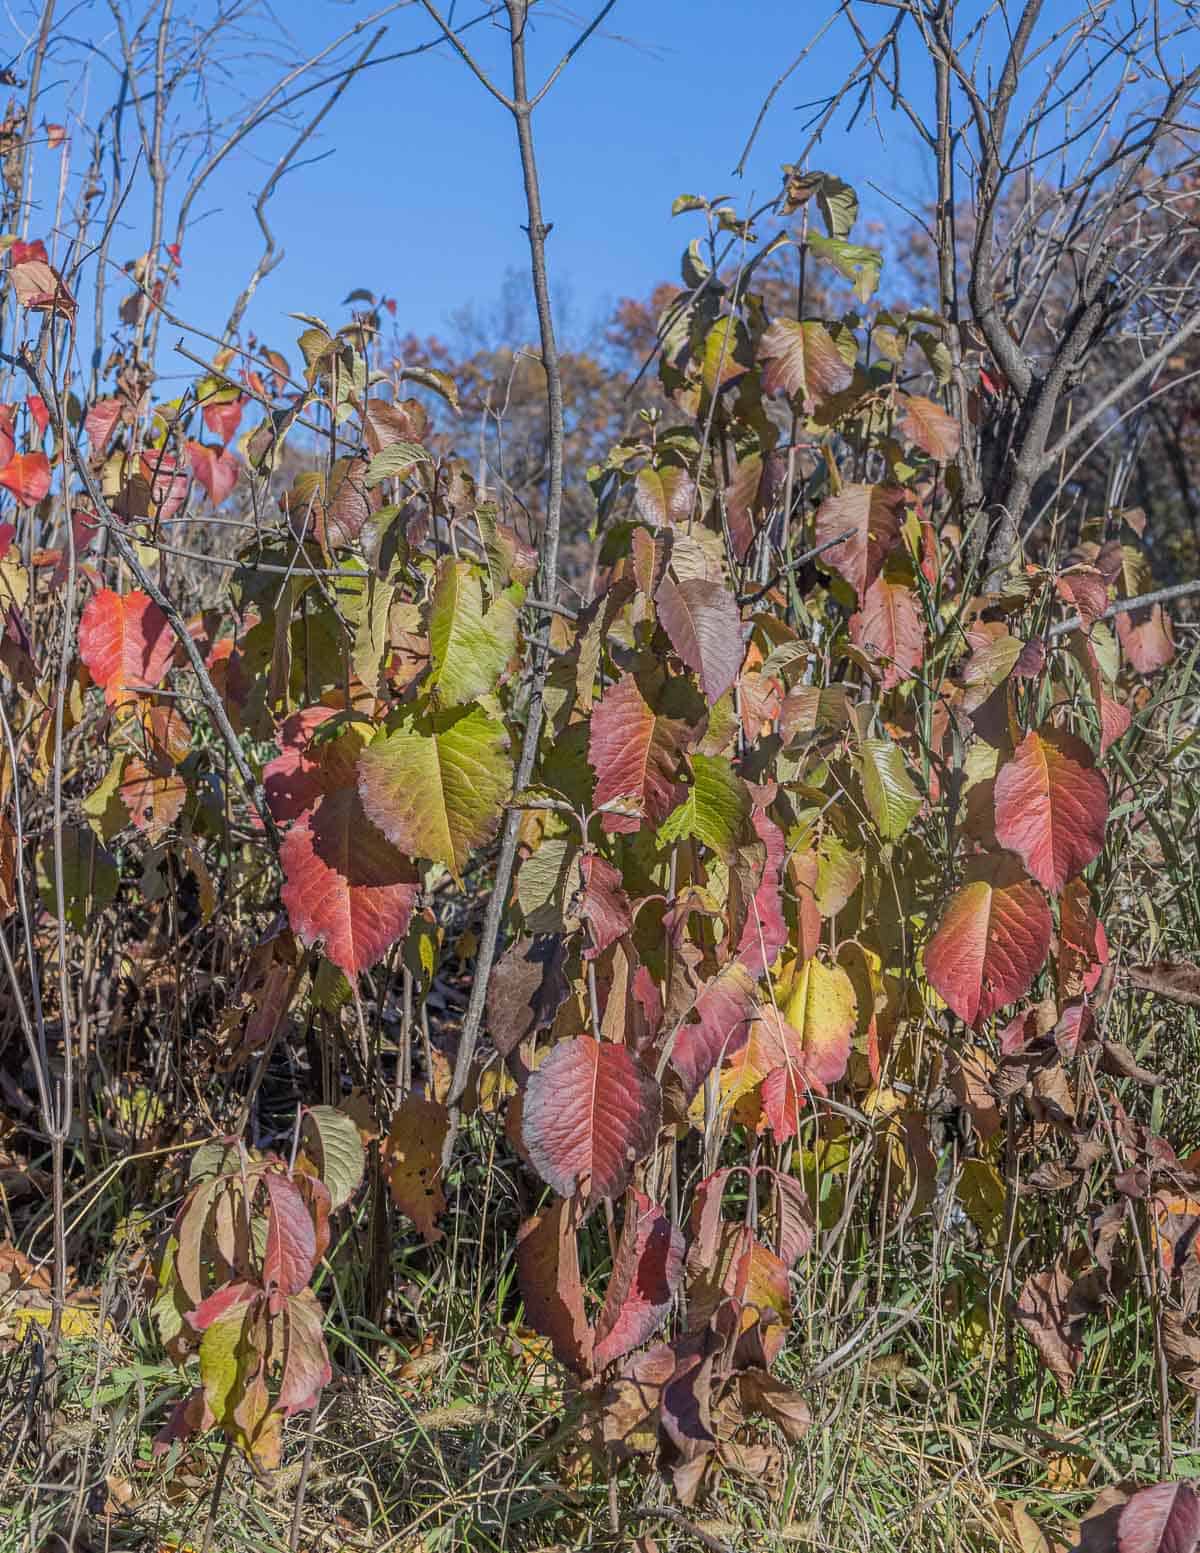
[958,1158,1007,1245]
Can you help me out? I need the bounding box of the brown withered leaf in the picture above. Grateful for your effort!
[1127,960,1200,1009]
[517,1197,593,1378]
[738,1369,811,1442]
[486,935,568,1059]
[1163,1310,1200,1392]
[1099,1039,1163,1087]
[602,1341,676,1459]
[947,1044,1002,1142]
[1014,1263,1083,1394]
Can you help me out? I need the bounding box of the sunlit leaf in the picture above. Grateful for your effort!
[522,1036,660,1205]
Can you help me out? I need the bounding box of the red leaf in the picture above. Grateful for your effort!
[0,406,13,466]
[813,484,906,605]
[849,574,923,690]
[262,706,339,825]
[925,856,1052,1028]
[186,440,240,505]
[671,962,757,1101]
[522,1036,661,1204]
[1056,566,1109,628]
[994,727,1108,893]
[517,1197,594,1375]
[898,394,960,461]
[280,779,420,978]
[579,852,632,960]
[593,1191,685,1370]
[84,396,123,451]
[26,395,48,438]
[141,451,189,520]
[188,1279,258,1331]
[78,588,175,707]
[278,1287,332,1414]
[263,1172,318,1295]
[654,573,744,705]
[9,257,75,315]
[203,397,245,446]
[1117,1483,1200,1553]
[0,450,50,505]
[588,673,689,835]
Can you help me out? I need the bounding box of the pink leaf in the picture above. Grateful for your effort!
[186,440,240,505]
[588,673,689,835]
[579,852,632,960]
[278,1287,332,1414]
[671,962,757,1101]
[1117,1482,1200,1553]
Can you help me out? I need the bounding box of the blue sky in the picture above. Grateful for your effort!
[22,0,1196,371]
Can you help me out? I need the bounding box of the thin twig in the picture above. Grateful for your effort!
[1047,576,1200,641]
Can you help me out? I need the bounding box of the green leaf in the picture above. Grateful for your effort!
[815,174,858,240]
[861,738,922,841]
[807,234,881,303]
[672,194,707,216]
[200,1303,250,1425]
[336,564,394,696]
[658,753,752,862]
[364,440,430,488]
[517,837,581,933]
[302,1105,364,1211]
[357,705,513,881]
[82,756,128,842]
[427,559,520,707]
[397,365,461,413]
[37,825,118,930]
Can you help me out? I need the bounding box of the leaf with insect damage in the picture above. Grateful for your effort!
[385,1095,449,1243]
